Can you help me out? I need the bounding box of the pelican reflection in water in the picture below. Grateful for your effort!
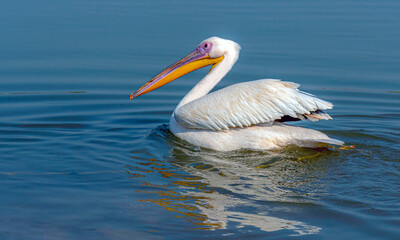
[129,134,329,235]
[130,37,343,151]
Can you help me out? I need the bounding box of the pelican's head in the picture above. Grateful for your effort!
[130,37,240,99]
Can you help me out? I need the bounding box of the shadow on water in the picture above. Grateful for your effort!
[126,125,349,236]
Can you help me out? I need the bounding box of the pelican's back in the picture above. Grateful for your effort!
[174,79,333,131]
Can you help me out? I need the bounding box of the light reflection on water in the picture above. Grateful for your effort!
[127,125,352,235]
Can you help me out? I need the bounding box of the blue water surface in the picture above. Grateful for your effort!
[1,0,399,239]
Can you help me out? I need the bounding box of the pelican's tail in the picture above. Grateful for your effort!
[296,138,344,148]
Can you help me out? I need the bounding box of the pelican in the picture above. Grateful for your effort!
[130,37,343,151]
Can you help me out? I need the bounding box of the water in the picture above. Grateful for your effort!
[1,0,399,239]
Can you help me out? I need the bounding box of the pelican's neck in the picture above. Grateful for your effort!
[175,53,238,109]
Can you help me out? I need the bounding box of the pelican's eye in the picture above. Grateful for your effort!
[202,42,211,50]
[197,42,212,53]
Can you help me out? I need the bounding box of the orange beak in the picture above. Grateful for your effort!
[130,48,223,99]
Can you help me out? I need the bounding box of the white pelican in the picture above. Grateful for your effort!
[130,37,344,151]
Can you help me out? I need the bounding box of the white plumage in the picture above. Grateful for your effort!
[174,79,333,131]
[131,37,344,151]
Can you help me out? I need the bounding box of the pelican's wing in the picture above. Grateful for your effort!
[174,79,334,131]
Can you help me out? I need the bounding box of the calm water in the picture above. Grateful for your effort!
[1,1,400,239]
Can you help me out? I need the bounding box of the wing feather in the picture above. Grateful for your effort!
[174,79,333,131]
